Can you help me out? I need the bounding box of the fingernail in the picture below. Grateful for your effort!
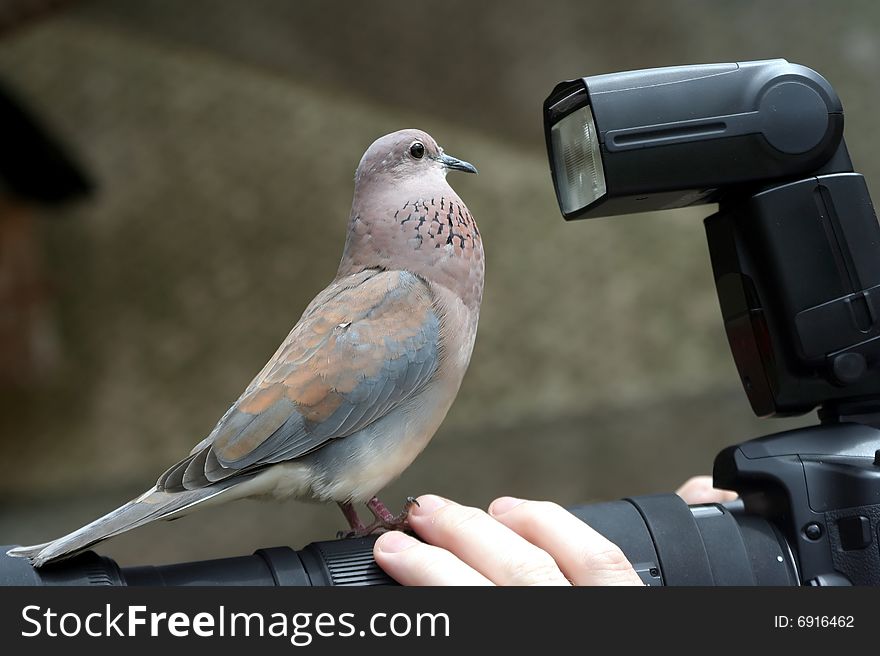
[376,532,418,553]
[489,496,525,516]
[410,494,448,517]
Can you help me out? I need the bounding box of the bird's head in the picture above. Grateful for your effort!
[354,129,477,189]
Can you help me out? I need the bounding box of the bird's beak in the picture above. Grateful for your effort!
[438,152,478,174]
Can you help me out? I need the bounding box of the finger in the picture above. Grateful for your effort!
[407,495,570,586]
[676,476,738,504]
[373,531,493,586]
[489,497,643,586]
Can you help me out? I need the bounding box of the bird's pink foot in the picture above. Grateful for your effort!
[337,496,419,538]
[367,495,419,530]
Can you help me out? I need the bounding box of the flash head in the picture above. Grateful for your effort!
[544,59,847,219]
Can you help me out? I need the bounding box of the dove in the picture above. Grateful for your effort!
[9,128,483,567]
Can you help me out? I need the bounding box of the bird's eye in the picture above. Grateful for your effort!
[409,142,425,159]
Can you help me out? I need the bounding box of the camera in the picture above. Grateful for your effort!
[544,59,880,585]
[4,59,878,586]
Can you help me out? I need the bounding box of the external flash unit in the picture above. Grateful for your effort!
[544,59,880,420]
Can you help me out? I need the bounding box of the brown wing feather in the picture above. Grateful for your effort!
[158,268,441,491]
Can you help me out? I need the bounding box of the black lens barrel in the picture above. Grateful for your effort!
[1,495,798,586]
[1,536,395,587]
[570,494,799,586]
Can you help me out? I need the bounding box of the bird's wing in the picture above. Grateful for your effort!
[158,269,441,491]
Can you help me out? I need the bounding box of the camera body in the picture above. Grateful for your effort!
[574,422,880,586]
[714,423,880,585]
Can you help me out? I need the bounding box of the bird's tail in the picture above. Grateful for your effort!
[6,482,241,568]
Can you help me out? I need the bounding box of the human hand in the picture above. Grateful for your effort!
[374,477,738,586]
[373,494,643,586]
[675,475,738,505]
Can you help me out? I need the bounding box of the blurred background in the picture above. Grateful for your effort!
[1,0,878,565]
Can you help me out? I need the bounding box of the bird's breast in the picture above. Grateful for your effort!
[342,194,484,310]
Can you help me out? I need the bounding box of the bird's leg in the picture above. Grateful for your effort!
[336,501,368,538]
[366,496,396,523]
[365,495,419,531]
